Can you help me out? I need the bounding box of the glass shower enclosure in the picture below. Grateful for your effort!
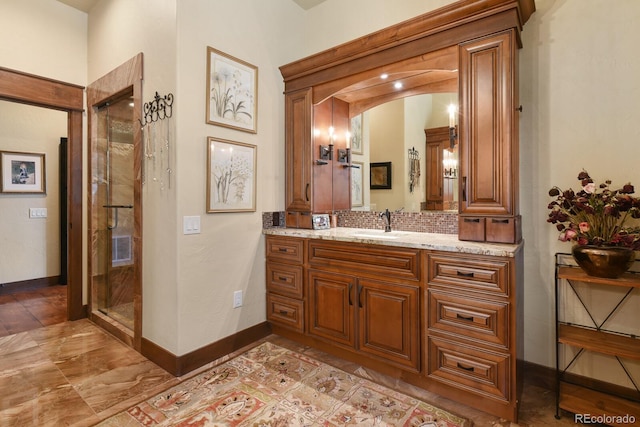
[91,94,136,331]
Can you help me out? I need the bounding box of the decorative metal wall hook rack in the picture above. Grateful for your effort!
[139,91,174,127]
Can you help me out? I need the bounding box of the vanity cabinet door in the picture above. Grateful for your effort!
[308,269,356,348]
[358,278,420,371]
[459,29,516,217]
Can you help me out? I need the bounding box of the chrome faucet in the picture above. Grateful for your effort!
[380,209,392,232]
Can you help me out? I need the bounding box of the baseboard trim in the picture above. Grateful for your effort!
[0,276,62,295]
[142,321,272,376]
[523,360,556,391]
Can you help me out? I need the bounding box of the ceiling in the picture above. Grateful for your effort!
[56,0,327,13]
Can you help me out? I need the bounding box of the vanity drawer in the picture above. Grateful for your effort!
[428,289,509,349]
[266,293,304,332]
[427,336,510,402]
[265,235,305,264]
[486,216,521,244]
[426,252,510,296]
[266,262,304,298]
[308,240,420,281]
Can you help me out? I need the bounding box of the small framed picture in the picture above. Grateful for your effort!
[370,161,391,190]
[206,137,257,213]
[206,47,258,133]
[0,151,46,194]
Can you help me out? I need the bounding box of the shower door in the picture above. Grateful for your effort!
[91,94,136,331]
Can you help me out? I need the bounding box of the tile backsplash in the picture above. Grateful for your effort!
[263,210,458,235]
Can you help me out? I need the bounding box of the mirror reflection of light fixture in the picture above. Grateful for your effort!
[443,148,458,178]
[337,131,352,166]
[448,103,458,148]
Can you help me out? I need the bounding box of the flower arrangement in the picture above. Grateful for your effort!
[547,171,640,250]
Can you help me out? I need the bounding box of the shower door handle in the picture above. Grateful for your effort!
[103,204,133,230]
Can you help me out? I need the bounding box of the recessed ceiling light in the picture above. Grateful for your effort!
[380,73,389,79]
[394,82,403,89]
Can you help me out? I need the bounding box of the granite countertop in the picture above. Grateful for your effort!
[263,227,522,257]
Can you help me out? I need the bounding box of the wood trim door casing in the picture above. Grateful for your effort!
[0,66,84,321]
[86,53,144,351]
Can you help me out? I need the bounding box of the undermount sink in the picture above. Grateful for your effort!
[350,230,409,240]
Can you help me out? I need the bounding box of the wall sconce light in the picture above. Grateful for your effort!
[448,104,458,149]
[317,126,334,165]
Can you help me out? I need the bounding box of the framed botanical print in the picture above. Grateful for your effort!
[206,47,258,133]
[0,151,46,194]
[206,137,256,213]
[351,161,364,207]
[350,114,363,155]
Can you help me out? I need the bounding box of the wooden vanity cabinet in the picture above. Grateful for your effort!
[265,235,306,332]
[307,240,422,372]
[458,29,521,243]
[424,249,523,421]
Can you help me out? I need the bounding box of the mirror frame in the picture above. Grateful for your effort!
[0,67,84,320]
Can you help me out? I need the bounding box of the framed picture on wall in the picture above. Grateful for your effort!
[351,161,364,207]
[350,114,363,155]
[206,137,257,213]
[0,151,46,194]
[206,47,258,133]
[370,161,391,190]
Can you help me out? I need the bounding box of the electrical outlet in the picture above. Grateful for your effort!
[233,290,243,308]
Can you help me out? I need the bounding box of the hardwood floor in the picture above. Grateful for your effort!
[0,287,579,426]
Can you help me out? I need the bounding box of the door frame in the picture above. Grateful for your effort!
[0,67,84,320]
[86,54,144,350]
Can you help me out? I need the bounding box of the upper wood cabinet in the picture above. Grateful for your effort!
[285,88,313,228]
[285,93,350,228]
[458,30,521,243]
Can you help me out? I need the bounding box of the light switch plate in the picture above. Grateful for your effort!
[29,208,47,218]
[183,215,201,234]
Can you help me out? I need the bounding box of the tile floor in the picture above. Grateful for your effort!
[0,287,581,426]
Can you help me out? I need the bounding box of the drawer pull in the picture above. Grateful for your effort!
[491,219,509,224]
[456,271,475,278]
[456,313,474,322]
[464,218,480,223]
[278,276,288,282]
[457,362,476,372]
[279,310,289,316]
[278,248,288,253]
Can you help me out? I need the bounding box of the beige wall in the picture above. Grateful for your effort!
[0,102,67,284]
[0,0,86,286]
[520,0,640,367]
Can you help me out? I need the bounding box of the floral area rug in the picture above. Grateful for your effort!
[97,342,470,427]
